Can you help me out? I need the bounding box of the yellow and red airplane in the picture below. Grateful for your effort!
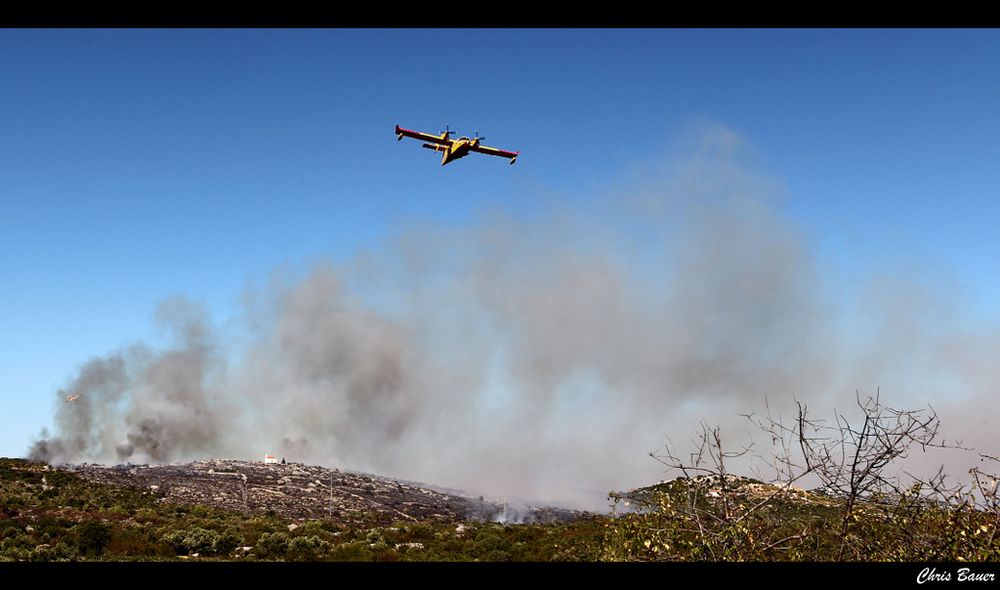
[395,124,519,166]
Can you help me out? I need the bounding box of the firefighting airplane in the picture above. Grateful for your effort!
[395,124,519,166]
[65,393,81,402]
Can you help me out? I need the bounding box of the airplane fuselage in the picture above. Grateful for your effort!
[441,138,476,165]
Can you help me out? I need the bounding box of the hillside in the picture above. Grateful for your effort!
[0,457,602,562]
[60,459,582,525]
[2,457,998,562]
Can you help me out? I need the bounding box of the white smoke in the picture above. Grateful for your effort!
[32,123,1000,510]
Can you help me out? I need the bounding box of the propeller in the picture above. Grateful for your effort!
[473,130,486,142]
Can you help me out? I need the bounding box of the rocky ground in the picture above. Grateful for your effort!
[59,459,583,525]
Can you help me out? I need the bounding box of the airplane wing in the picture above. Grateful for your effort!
[471,143,519,163]
[396,124,452,146]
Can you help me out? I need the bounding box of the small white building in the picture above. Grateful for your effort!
[263,453,278,464]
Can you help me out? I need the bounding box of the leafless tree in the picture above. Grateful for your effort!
[647,390,976,560]
[785,391,961,558]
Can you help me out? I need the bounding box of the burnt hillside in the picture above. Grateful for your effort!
[60,459,582,525]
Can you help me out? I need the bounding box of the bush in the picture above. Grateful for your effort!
[75,521,112,557]
[0,532,34,560]
[472,527,511,558]
[183,527,220,555]
[404,523,434,541]
[161,527,221,556]
[35,515,71,537]
[106,528,157,557]
[29,541,79,562]
[214,529,244,556]
[134,508,159,524]
[328,540,373,561]
[286,535,331,561]
[290,520,336,542]
[255,532,289,560]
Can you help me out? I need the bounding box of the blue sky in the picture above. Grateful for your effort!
[3,29,1000,459]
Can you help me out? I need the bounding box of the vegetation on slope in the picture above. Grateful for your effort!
[3,395,997,561]
[0,458,603,561]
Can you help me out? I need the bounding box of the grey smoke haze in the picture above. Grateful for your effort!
[31,125,1000,508]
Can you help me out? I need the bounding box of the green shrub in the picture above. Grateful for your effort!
[183,527,220,555]
[28,541,79,562]
[214,529,243,556]
[189,505,210,518]
[134,508,159,524]
[255,532,289,560]
[472,527,511,557]
[36,515,73,537]
[75,521,112,557]
[290,520,336,542]
[286,535,331,561]
[404,523,434,541]
[328,540,373,561]
[161,527,221,556]
[0,532,34,560]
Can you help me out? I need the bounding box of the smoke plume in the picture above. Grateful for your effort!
[31,124,1000,509]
